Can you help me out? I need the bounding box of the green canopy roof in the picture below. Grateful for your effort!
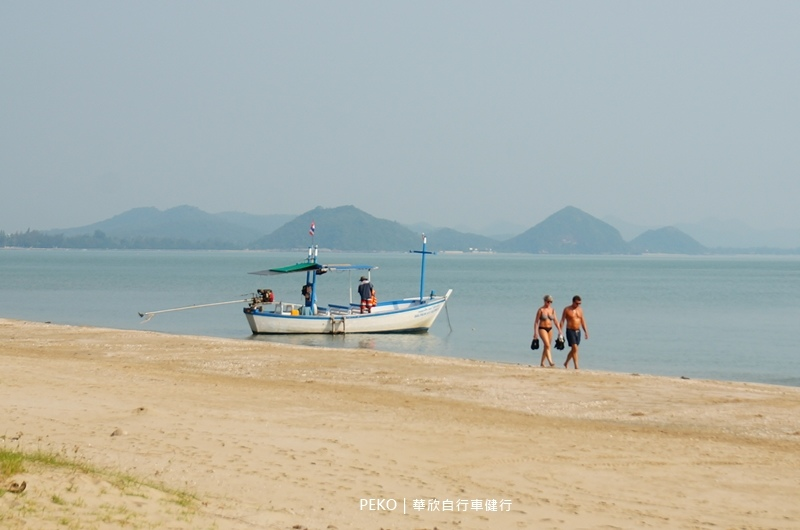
[249,262,321,276]
[249,262,376,276]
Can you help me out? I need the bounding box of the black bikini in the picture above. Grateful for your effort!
[539,313,554,333]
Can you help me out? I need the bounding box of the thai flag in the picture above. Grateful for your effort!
[309,221,315,237]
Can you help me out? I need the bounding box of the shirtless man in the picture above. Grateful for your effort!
[560,295,589,369]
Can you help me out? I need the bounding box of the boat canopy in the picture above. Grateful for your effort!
[249,262,321,276]
[249,263,376,276]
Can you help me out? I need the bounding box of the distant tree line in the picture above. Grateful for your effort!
[0,229,241,250]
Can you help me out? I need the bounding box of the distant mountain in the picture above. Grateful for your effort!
[51,205,264,245]
[250,205,421,251]
[404,221,441,235]
[49,206,296,245]
[426,228,499,252]
[451,220,527,241]
[405,221,525,241]
[40,204,502,252]
[499,206,629,254]
[21,203,791,254]
[675,219,800,249]
[629,227,708,254]
[605,215,800,250]
[51,206,159,236]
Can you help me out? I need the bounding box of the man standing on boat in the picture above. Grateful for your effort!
[358,276,374,314]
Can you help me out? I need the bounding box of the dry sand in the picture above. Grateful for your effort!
[1,318,799,529]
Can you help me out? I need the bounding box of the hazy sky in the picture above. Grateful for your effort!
[2,1,799,234]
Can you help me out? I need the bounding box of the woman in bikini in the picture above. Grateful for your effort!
[533,294,562,367]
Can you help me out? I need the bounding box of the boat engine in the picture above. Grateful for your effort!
[257,288,274,303]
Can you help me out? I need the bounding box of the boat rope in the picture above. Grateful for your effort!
[444,301,453,332]
[138,298,250,323]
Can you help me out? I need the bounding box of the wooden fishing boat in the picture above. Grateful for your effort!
[244,236,452,334]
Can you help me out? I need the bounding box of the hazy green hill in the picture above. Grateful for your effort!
[51,206,159,235]
[629,227,708,254]
[499,206,629,254]
[52,205,264,245]
[249,205,422,251]
[10,203,761,254]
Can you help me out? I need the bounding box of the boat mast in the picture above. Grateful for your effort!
[412,234,433,300]
[304,245,319,310]
[307,221,318,310]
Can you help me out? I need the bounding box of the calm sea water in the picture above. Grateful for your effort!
[1,249,798,387]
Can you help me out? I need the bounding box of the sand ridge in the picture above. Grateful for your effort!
[2,318,799,529]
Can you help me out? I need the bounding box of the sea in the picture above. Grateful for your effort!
[1,248,798,387]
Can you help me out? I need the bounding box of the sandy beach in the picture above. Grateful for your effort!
[2,318,799,529]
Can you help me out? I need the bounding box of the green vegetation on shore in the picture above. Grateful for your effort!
[1,446,201,529]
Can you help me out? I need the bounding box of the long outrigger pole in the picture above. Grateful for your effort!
[138,298,251,323]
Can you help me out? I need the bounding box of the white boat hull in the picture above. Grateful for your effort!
[244,290,451,334]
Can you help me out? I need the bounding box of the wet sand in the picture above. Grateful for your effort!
[2,318,799,529]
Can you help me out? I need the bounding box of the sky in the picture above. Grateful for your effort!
[2,1,799,235]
